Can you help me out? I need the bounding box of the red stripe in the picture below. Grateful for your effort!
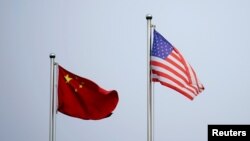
[152,70,197,94]
[151,60,188,83]
[152,78,194,100]
[183,63,199,94]
[152,69,184,87]
[170,50,182,62]
[174,48,192,83]
[165,57,186,74]
[182,64,199,95]
[191,67,204,92]
[172,49,199,94]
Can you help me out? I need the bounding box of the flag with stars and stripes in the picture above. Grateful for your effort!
[151,30,204,100]
[57,65,119,120]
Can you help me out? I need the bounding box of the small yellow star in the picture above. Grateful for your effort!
[64,74,72,83]
[79,82,85,88]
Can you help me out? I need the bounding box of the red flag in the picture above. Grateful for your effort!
[57,65,119,120]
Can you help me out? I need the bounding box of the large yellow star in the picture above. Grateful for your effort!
[64,74,72,83]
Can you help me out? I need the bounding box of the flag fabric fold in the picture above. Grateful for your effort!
[57,65,119,120]
[151,30,204,100]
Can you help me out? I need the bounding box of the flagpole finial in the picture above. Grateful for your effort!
[49,53,56,58]
[146,14,152,20]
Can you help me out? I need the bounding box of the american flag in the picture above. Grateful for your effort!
[151,30,204,100]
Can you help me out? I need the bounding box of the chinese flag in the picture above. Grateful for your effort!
[57,65,119,120]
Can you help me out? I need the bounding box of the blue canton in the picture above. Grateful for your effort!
[152,30,174,59]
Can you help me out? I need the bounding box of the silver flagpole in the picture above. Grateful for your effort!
[146,14,153,141]
[49,53,56,141]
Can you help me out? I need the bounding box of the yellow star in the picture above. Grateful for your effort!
[79,82,85,88]
[64,74,72,83]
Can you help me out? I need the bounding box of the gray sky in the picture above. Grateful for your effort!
[1,0,250,141]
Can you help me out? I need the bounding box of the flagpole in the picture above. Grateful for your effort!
[146,14,153,141]
[49,53,56,141]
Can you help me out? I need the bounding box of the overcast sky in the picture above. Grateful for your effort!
[1,0,250,141]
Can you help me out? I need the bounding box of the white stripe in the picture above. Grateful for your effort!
[168,54,185,70]
[151,65,197,93]
[172,49,202,92]
[151,56,187,80]
[184,59,196,83]
[190,66,204,90]
[182,57,201,91]
[171,51,181,59]
[152,74,196,98]
[173,49,198,85]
